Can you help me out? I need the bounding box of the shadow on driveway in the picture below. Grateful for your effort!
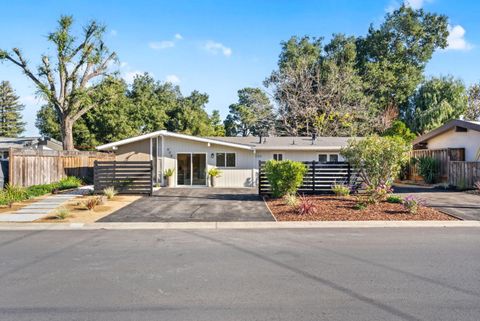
[394,183,480,221]
[98,188,275,222]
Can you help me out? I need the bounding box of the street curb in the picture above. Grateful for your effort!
[0,220,479,230]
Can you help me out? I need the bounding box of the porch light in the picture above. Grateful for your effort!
[211,153,215,159]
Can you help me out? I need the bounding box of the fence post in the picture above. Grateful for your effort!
[150,160,153,196]
[93,160,98,193]
[312,161,316,194]
[258,161,262,195]
[347,162,351,186]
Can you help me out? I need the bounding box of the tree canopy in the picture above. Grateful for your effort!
[224,87,275,137]
[0,81,25,137]
[36,73,224,148]
[1,15,117,150]
[402,76,468,134]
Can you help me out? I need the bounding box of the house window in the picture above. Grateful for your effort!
[318,154,327,163]
[329,154,339,162]
[273,153,283,161]
[216,153,236,167]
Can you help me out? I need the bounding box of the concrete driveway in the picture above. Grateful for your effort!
[394,184,480,221]
[98,188,274,222]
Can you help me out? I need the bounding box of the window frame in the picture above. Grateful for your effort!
[216,152,236,168]
[329,154,339,163]
[273,153,283,161]
[318,154,328,163]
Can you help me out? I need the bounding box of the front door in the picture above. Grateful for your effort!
[177,153,206,186]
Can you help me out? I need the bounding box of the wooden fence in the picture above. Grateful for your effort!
[259,161,361,195]
[94,161,153,195]
[448,161,480,189]
[8,148,115,187]
[406,148,465,182]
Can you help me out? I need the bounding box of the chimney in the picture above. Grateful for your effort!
[311,132,317,145]
[258,134,262,144]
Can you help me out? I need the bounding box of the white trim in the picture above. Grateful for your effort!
[161,136,165,186]
[96,130,253,151]
[255,146,343,151]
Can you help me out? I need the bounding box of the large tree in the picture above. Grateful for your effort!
[36,73,225,148]
[465,83,480,121]
[356,5,449,129]
[403,76,468,134]
[224,87,275,137]
[265,35,376,136]
[0,16,117,150]
[0,81,25,137]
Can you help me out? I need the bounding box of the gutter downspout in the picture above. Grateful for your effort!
[161,135,165,187]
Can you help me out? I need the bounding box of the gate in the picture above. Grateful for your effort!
[94,161,153,195]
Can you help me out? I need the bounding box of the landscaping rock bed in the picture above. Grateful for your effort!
[266,195,456,221]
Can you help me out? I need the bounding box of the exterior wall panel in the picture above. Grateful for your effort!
[426,129,480,161]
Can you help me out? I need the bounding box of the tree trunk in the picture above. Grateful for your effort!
[61,117,75,150]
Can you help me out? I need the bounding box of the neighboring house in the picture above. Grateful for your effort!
[413,119,480,161]
[0,137,63,159]
[96,131,353,187]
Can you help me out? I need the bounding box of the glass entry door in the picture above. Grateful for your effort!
[177,153,206,186]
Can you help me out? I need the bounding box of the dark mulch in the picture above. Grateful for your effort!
[266,195,456,221]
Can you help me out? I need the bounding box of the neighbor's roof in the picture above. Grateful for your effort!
[208,136,353,150]
[96,130,355,151]
[413,119,480,145]
[0,137,62,150]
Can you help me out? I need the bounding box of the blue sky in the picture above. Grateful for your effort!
[0,0,479,136]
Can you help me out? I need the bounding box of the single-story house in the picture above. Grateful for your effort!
[0,137,63,159]
[413,119,480,161]
[96,131,353,187]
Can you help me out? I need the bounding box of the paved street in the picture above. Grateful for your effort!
[0,228,479,321]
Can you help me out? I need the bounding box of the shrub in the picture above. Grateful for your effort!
[415,156,439,184]
[353,202,367,210]
[103,187,117,200]
[208,168,222,178]
[366,183,393,204]
[402,195,426,214]
[264,160,307,198]
[331,183,350,196]
[57,176,83,190]
[164,168,174,177]
[82,196,104,210]
[26,184,56,197]
[386,195,402,203]
[0,184,28,206]
[296,195,317,215]
[283,193,299,207]
[54,207,70,220]
[341,135,410,189]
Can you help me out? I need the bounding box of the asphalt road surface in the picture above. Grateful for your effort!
[0,228,479,321]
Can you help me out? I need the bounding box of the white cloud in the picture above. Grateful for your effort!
[149,40,175,50]
[202,40,232,57]
[110,29,118,37]
[165,74,180,84]
[148,34,183,50]
[123,70,144,84]
[404,0,431,9]
[446,25,473,51]
[120,61,128,68]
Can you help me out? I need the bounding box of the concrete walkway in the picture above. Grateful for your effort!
[0,187,91,222]
[394,184,480,221]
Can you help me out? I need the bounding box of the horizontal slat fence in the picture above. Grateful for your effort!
[406,148,465,182]
[259,161,361,195]
[448,161,480,189]
[8,148,115,187]
[94,161,153,195]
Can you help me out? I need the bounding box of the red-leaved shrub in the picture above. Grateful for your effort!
[296,195,317,215]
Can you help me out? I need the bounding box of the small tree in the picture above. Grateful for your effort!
[0,16,117,150]
[341,135,411,188]
[264,160,307,198]
[0,81,25,137]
